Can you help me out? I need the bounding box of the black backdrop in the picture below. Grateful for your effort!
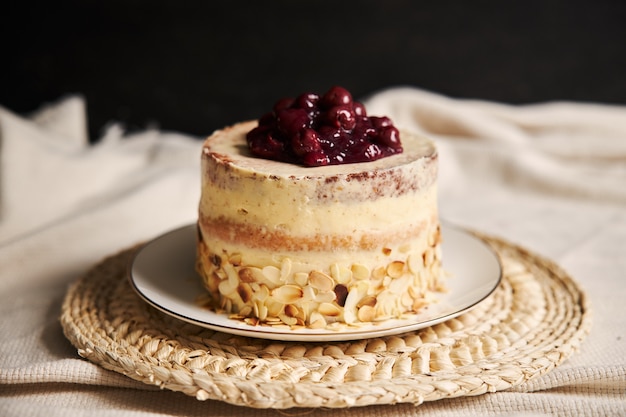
[2,0,625,140]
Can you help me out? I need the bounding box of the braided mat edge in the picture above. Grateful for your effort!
[60,232,591,409]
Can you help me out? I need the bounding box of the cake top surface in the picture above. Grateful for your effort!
[203,120,436,179]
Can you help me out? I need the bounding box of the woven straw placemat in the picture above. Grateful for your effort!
[60,231,591,409]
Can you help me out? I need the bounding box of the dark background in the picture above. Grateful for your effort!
[2,0,625,140]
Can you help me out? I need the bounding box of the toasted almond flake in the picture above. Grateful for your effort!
[423,249,434,267]
[408,253,424,274]
[207,273,220,294]
[356,280,370,295]
[254,284,270,302]
[314,290,336,303]
[214,266,227,279]
[333,284,349,307]
[302,285,316,303]
[389,275,410,294]
[239,305,252,316]
[271,285,303,304]
[308,311,326,327]
[376,291,397,316]
[401,291,414,308]
[218,279,237,296]
[262,265,282,285]
[237,282,253,303]
[280,258,292,281]
[412,298,428,311]
[343,287,360,324]
[270,323,291,330]
[229,253,242,266]
[408,285,423,300]
[294,272,309,287]
[351,264,370,280]
[427,232,436,247]
[266,300,284,317]
[358,305,376,322]
[309,270,335,292]
[372,266,386,280]
[387,261,405,278]
[244,317,259,326]
[284,304,299,317]
[318,302,341,317]
[279,313,298,326]
[258,304,268,320]
[357,295,377,308]
[239,267,263,283]
[330,263,352,284]
[223,263,239,287]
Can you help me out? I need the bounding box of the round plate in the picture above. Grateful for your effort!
[128,224,502,342]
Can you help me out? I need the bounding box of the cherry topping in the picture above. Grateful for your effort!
[246,86,403,167]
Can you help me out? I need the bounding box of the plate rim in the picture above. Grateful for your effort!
[128,222,502,342]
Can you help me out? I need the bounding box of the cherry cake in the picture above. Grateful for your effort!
[196,86,444,329]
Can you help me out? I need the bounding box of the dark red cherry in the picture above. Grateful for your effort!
[247,86,402,166]
[371,116,393,129]
[276,108,309,136]
[353,102,367,117]
[273,97,295,113]
[248,132,284,159]
[291,129,322,156]
[377,126,401,147]
[295,92,320,110]
[303,150,330,167]
[320,86,352,109]
[326,105,357,130]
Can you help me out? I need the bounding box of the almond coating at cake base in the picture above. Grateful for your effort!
[196,121,445,330]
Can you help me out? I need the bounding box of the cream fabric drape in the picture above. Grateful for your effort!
[1,89,624,416]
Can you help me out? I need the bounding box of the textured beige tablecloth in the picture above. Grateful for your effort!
[1,88,625,416]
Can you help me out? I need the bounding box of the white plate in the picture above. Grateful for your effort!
[129,224,502,342]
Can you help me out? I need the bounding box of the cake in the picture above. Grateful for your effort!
[196,86,444,329]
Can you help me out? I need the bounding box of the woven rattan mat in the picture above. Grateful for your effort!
[60,232,591,409]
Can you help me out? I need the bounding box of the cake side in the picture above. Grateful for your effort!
[196,121,444,329]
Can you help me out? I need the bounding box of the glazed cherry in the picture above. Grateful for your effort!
[246,85,403,167]
[319,85,353,108]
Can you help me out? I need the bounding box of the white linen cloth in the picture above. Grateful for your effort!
[1,88,624,416]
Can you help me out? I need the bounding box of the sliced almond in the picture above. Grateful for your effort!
[237,282,253,303]
[280,258,292,281]
[351,264,371,280]
[309,270,335,292]
[229,253,242,266]
[357,295,377,308]
[271,285,303,304]
[357,305,376,322]
[330,263,353,284]
[318,302,341,317]
[294,272,309,287]
[239,267,264,283]
[262,265,283,286]
[408,253,424,274]
[372,266,386,280]
[314,290,336,303]
[387,261,405,278]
